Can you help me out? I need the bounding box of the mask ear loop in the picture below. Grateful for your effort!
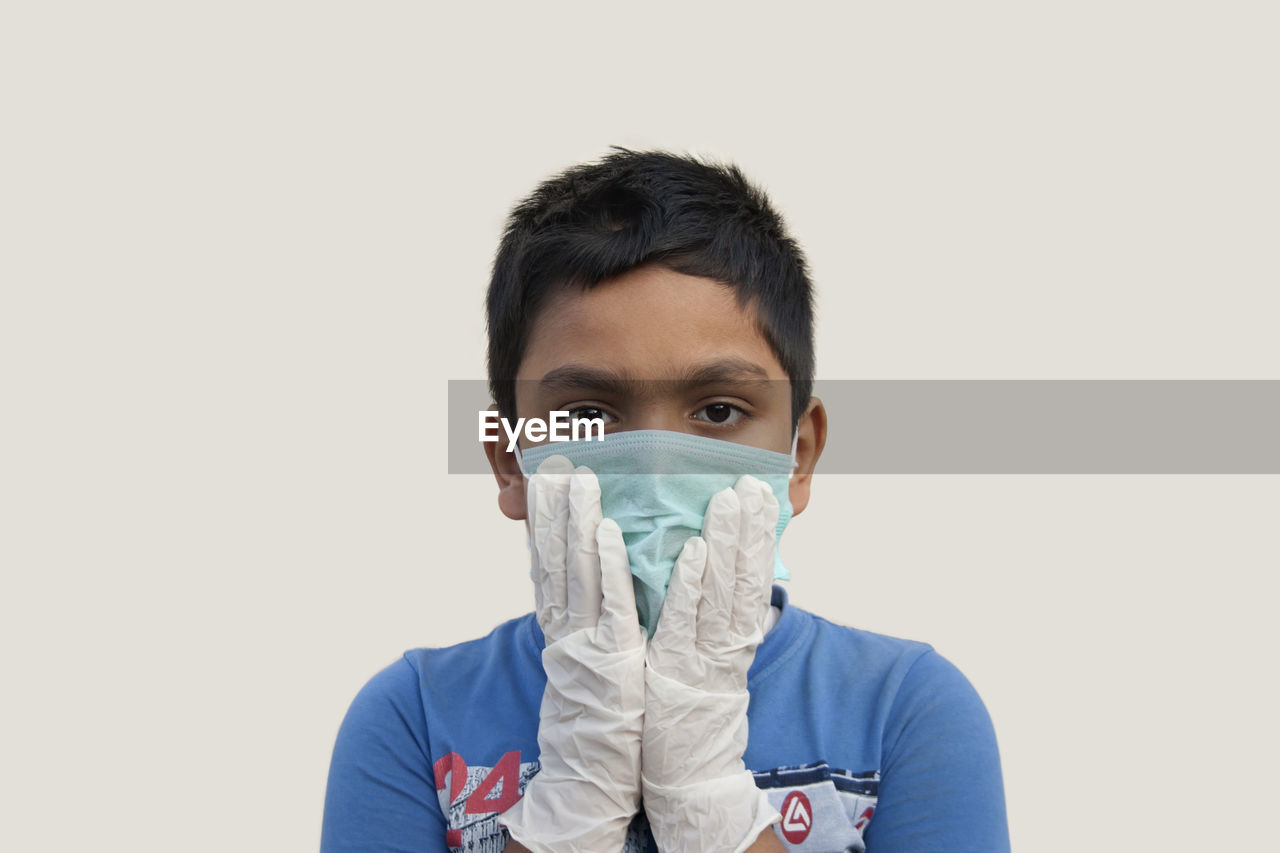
[788,430,800,480]
[512,442,528,480]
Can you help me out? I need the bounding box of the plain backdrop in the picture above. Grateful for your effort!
[2,2,1277,851]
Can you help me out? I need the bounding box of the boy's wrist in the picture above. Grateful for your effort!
[500,774,638,853]
[642,773,780,853]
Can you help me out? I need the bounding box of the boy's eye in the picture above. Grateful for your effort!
[567,406,615,425]
[693,403,745,425]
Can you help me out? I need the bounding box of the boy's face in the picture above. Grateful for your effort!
[485,264,826,521]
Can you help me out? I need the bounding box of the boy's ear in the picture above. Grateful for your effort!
[788,397,828,517]
[483,405,528,521]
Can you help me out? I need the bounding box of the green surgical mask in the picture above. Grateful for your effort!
[517,429,795,636]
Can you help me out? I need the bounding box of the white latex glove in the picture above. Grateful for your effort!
[499,456,646,853]
[641,476,782,853]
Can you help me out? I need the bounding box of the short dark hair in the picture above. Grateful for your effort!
[486,148,815,431]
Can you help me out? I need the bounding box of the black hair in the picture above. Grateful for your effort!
[486,148,815,431]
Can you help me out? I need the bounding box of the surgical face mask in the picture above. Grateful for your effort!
[516,429,796,636]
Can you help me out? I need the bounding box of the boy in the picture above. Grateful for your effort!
[321,150,1009,852]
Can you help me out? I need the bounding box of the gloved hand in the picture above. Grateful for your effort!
[641,476,782,853]
[499,456,647,853]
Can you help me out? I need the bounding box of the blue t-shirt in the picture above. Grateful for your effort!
[322,586,1009,852]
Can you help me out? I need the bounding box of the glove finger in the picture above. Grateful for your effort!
[649,535,706,669]
[596,517,643,650]
[531,455,574,639]
[531,553,547,635]
[565,466,604,630]
[730,476,779,637]
[526,467,548,634]
[526,488,547,633]
[696,486,740,653]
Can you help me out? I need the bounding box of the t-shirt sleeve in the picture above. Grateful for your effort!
[863,649,1010,853]
[321,656,449,853]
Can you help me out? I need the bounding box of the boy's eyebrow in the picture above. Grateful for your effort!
[679,359,772,386]
[537,359,774,395]
[537,366,634,396]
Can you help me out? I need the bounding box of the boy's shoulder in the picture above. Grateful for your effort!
[748,585,938,684]
[746,587,985,721]
[402,611,543,676]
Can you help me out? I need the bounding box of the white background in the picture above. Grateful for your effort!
[3,2,1277,850]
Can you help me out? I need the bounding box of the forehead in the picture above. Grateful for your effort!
[517,265,787,382]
